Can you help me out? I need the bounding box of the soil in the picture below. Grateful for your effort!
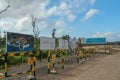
[0,46,120,80]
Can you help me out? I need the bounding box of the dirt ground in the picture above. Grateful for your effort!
[61,52,120,80]
[1,46,120,80]
[36,52,120,80]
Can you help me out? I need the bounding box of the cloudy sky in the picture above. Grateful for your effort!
[0,0,120,42]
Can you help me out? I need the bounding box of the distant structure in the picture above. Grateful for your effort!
[86,38,106,44]
[81,37,86,44]
[80,37,106,45]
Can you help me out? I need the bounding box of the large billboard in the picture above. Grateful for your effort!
[7,32,34,52]
[58,39,68,49]
[86,38,106,44]
[40,37,55,50]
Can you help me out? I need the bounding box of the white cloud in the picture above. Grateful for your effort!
[90,0,96,5]
[0,17,33,34]
[82,8,99,21]
[15,17,29,28]
[54,20,66,36]
[92,32,120,42]
[1,0,50,19]
[0,0,50,34]
[0,18,16,31]
[92,32,112,38]
[54,20,66,29]
[59,2,67,10]
[0,0,9,10]
[14,16,31,32]
[0,0,97,36]
[56,29,64,36]
[47,6,57,16]
[68,14,76,22]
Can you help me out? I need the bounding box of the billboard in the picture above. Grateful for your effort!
[7,32,34,52]
[69,39,77,49]
[58,39,68,49]
[86,38,106,44]
[40,37,55,50]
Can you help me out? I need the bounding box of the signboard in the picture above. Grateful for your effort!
[40,37,55,50]
[69,39,77,49]
[58,39,68,49]
[86,38,106,44]
[7,32,34,52]
[81,38,86,44]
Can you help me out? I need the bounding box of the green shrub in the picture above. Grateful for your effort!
[7,56,28,65]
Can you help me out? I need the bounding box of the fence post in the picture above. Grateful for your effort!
[27,52,36,80]
[48,51,51,74]
[51,51,56,74]
[4,52,8,77]
[62,49,65,69]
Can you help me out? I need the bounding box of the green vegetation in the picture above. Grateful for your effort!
[61,35,70,40]
[7,56,28,65]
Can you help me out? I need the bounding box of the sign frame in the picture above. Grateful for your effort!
[40,37,55,50]
[6,32,34,52]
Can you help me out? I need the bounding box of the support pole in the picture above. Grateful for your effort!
[77,49,79,63]
[62,49,65,69]
[48,51,51,74]
[51,51,56,74]
[4,53,8,77]
[27,52,36,80]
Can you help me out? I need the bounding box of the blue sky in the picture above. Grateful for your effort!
[0,0,120,41]
[68,0,120,38]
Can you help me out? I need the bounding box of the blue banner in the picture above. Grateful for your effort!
[86,38,106,44]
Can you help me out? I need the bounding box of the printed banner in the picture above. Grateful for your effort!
[58,39,68,49]
[40,37,55,50]
[7,32,34,52]
[69,39,77,49]
[86,38,106,44]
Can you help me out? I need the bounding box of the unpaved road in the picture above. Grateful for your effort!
[1,52,120,80]
[61,53,120,80]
